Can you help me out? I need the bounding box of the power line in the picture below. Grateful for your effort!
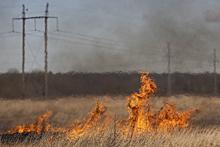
[29,30,160,54]
[58,30,136,46]
[48,31,115,44]
[51,30,156,53]
[28,32,217,61]
[0,33,216,63]
[0,34,21,38]
[51,30,150,51]
[5,30,213,61]
[47,31,127,49]
[26,33,159,55]
[1,30,216,61]
[52,32,218,60]
[24,5,46,7]
[28,33,126,52]
[0,31,40,39]
[25,11,45,14]
[0,31,12,35]
[31,30,220,61]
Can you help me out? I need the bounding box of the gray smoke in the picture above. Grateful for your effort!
[1,0,220,73]
[49,0,220,73]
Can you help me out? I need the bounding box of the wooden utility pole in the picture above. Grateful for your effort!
[56,17,59,31]
[214,49,217,95]
[34,19,36,31]
[22,4,26,97]
[167,42,171,97]
[12,3,58,98]
[44,3,49,98]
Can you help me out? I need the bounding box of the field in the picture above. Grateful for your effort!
[0,94,220,147]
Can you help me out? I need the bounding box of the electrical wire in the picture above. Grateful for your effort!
[0,31,216,64]
[0,31,12,36]
[47,31,126,49]
[56,30,166,53]
[57,30,135,45]
[26,33,159,55]
[0,34,21,38]
[39,30,216,61]
[36,30,161,54]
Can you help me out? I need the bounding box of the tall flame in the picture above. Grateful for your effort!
[117,72,200,137]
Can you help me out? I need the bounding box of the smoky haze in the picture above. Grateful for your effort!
[1,0,220,73]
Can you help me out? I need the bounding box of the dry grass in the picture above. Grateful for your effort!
[0,94,220,146]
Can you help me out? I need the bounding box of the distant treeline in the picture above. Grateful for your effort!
[0,70,219,98]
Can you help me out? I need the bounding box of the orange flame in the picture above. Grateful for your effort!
[7,110,52,134]
[67,101,112,139]
[117,72,200,137]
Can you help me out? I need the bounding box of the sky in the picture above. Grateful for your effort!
[1,0,220,73]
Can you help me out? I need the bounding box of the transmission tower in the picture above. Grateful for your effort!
[12,3,59,98]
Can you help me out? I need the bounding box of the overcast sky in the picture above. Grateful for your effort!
[0,0,220,73]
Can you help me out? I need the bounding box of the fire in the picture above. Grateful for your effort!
[67,101,112,139]
[6,110,52,134]
[2,71,201,140]
[118,72,200,137]
[48,100,112,140]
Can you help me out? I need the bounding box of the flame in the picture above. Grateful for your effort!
[117,72,200,137]
[6,110,52,134]
[67,101,112,139]
[2,71,201,140]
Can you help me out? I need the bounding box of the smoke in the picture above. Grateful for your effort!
[27,1,220,73]
[48,0,220,73]
[2,0,220,73]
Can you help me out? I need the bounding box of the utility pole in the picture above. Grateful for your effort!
[56,17,59,31]
[12,3,58,98]
[167,42,171,97]
[214,49,217,95]
[44,3,48,98]
[34,19,36,31]
[22,4,25,97]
